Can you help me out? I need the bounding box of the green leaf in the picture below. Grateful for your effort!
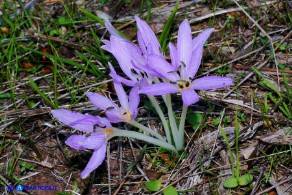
[222,117,232,124]
[163,185,178,195]
[144,101,165,114]
[240,114,246,122]
[50,29,62,36]
[0,93,12,99]
[261,79,281,96]
[58,16,70,25]
[213,118,220,126]
[186,112,203,130]
[260,36,268,45]
[159,1,179,52]
[145,180,162,192]
[223,177,238,188]
[238,174,253,186]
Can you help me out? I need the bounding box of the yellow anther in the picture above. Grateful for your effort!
[123,111,131,121]
[177,80,190,91]
[104,128,113,134]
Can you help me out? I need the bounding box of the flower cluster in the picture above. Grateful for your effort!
[52,17,233,179]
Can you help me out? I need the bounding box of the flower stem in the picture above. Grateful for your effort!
[127,120,165,141]
[165,94,179,149]
[177,106,188,150]
[110,128,178,153]
[147,95,172,144]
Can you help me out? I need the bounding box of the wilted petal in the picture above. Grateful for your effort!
[186,44,203,78]
[104,18,122,38]
[181,89,200,106]
[52,109,100,132]
[129,86,140,119]
[192,76,233,90]
[169,42,179,70]
[113,81,129,110]
[81,142,107,179]
[139,83,178,96]
[85,92,117,111]
[135,16,161,55]
[147,55,180,82]
[192,28,214,50]
[177,19,192,73]
[65,133,106,150]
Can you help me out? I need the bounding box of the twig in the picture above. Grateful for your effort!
[232,0,280,88]
[210,109,225,156]
[255,176,292,195]
[223,59,269,98]
[200,46,265,77]
[250,167,265,195]
[189,1,276,24]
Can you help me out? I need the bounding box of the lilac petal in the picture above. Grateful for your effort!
[131,61,157,79]
[192,76,233,90]
[138,78,149,88]
[137,31,147,55]
[110,37,137,81]
[108,62,117,74]
[147,55,180,82]
[181,89,200,106]
[104,18,122,38]
[139,83,178,96]
[192,28,214,50]
[110,36,144,78]
[108,63,136,86]
[177,19,192,75]
[65,135,86,150]
[101,40,111,53]
[65,133,106,150]
[110,71,136,86]
[135,16,161,55]
[106,108,124,123]
[169,42,179,70]
[81,142,107,179]
[129,86,140,119]
[98,117,112,128]
[186,44,203,78]
[85,92,117,111]
[52,109,100,132]
[113,81,128,110]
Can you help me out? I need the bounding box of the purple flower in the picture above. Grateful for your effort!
[85,81,140,123]
[101,17,163,87]
[139,19,233,106]
[51,109,113,179]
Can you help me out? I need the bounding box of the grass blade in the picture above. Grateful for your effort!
[159,1,179,53]
[28,77,57,109]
